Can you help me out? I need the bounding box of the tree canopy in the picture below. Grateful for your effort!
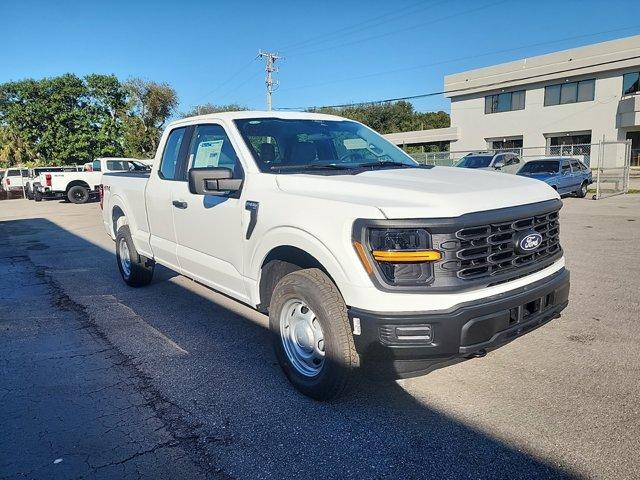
[309,101,449,134]
[0,75,177,167]
[180,103,248,118]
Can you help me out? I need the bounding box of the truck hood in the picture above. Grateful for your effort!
[275,166,558,218]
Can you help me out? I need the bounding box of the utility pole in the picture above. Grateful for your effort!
[257,50,281,111]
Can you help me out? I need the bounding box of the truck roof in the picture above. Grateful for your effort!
[168,110,347,128]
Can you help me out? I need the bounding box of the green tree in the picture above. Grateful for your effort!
[0,127,37,167]
[180,103,248,118]
[310,100,449,134]
[0,74,133,165]
[123,78,178,158]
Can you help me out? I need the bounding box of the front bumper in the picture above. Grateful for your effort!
[348,268,570,378]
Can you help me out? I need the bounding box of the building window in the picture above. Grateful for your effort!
[484,90,525,114]
[544,79,595,106]
[623,72,640,95]
[489,138,523,151]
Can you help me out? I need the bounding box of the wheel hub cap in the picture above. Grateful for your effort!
[118,238,131,278]
[280,299,325,377]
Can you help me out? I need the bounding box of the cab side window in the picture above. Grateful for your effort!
[92,160,102,172]
[160,127,187,180]
[561,161,571,173]
[188,124,243,178]
[504,154,520,166]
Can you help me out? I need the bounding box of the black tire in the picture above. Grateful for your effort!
[25,184,33,200]
[575,181,588,198]
[34,190,43,202]
[67,185,89,204]
[269,268,359,400]
[115,225,154,287]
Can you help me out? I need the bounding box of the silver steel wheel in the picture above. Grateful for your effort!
[279,299,325,377]
[118,237,132,278]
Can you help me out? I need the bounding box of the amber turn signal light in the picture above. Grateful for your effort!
[371,250,442,262]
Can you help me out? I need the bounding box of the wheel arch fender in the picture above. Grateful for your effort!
[65,180,91,192]
[109,194,134,238]
[250,227,354,309]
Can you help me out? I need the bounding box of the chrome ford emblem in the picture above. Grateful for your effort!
[517,232,543,252]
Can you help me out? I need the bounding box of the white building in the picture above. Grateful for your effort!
[444,35,640,161]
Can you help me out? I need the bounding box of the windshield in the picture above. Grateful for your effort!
[455,155,493,169]
[519,161,559,174]
[234,118,418,172]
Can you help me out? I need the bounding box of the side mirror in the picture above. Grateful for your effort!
[188,167,242,195]
[494,161,504,169]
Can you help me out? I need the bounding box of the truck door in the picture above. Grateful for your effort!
[172,123,248,302]
[144,126,190,271]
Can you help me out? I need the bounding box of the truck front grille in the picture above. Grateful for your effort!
[453,211,560,280]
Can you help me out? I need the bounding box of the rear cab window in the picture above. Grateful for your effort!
[159,127,187,180]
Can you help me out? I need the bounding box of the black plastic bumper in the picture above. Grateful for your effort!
[348,268,570,378]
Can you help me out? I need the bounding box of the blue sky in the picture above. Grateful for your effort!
[2,0,638,115]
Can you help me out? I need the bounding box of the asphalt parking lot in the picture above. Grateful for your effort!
[1,195,639,480]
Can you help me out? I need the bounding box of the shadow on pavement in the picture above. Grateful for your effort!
[0,217,582,480]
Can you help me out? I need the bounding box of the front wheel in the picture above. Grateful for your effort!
[67,185,89,204]
[115,225,154,287]
[575,181,588,198]
[269,268,359,400]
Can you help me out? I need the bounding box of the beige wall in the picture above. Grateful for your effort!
[449,67,639,153]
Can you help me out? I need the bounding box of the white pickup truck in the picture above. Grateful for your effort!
[101,111,570,400]
[35,157,149,203]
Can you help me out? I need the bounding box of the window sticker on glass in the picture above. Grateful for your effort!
[343,138,368,150]
[194,139,224,167]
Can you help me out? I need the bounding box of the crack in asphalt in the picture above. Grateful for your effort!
[10,249,236,480]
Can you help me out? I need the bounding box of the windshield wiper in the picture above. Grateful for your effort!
[269,163,352,172]
[356,160,419,169]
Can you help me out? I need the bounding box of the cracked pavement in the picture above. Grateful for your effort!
[1,196,639,479]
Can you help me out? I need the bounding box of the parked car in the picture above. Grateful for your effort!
[0,168,29,198]
[454,151,522,174]
[101,111,570,400]
[517,157,592,197]
[25,166,82,200]
[34,157,148,203]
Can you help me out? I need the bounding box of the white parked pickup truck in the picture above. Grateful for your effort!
[101,111,570,400]
[35,157,149,203]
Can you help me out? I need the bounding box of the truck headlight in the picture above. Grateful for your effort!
[353,226,441,288]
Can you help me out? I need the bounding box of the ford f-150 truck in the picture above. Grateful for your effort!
[101,111,570,400]
[36,157,148,203]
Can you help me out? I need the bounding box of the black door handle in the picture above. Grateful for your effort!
[172,200,188,209]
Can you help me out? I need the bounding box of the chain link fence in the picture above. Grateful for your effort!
[593,140,632,200]
[408,143,596,167]
[407,140,631,200]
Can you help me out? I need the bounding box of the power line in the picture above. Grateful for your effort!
[190,57,258,106]
[279,54,640,110]
[285,0,507,58]
[279,26,640,93]
[277,0,445,54]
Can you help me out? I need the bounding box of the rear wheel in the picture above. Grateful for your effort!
[67,185,89,204]
[115,225,154,287]
[269,268,359,400]
[576,181,588,198]
[25,184,33,200]
[34,190,43,202]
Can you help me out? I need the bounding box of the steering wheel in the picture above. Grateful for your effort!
[338,152,365,163]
